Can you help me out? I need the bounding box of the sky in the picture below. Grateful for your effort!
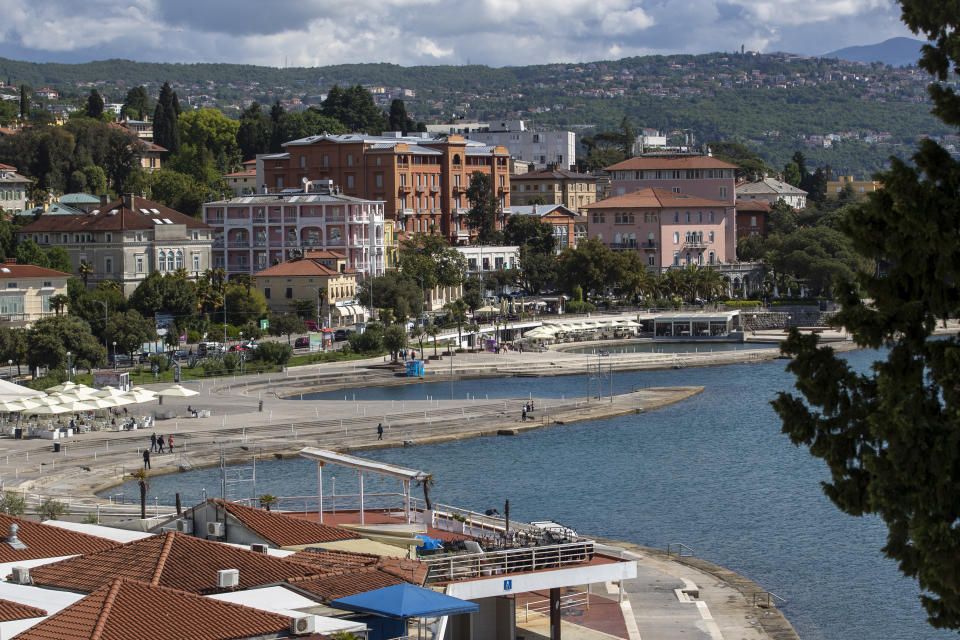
[0,0,917,68]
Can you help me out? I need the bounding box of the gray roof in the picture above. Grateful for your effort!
[511,204,577,217]
[59,193,100,205]
[282,133,495,150]
[17,203,84,217]
[205,191,380,206]
[736,178,807,196]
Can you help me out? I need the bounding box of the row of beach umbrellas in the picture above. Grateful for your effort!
[0,381,198,415]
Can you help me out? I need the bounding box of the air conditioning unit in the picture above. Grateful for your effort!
[290,616,316,635]
[217,569,239,589]
[206,521,224,537]
[250,543,269,554]
[176,519,193,534]
[10,566,30,585]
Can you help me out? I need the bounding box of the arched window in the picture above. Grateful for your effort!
[453,154,461,165]
[175,250,184,270]
[709,251,715,265]
[685,252,691,265]
[166,251,174,271]
[673,231,679,244]
[157,251,166,271]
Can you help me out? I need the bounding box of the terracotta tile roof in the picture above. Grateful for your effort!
[286,548,427,583]
[0,163,17,170]
[0,514,117,564]
[212,500,360,547]
[0,262,71,279]
[253,257,355,278]
[735,200,771,212]
[224,169,256,177]
[0,599,46,622]
[15,196,209,233]
[605,155,737,171]
[10,579,293,640]
[303,250,346,260]
[583,187,728,210]
[287,567,406,602]
[28,531,321,595]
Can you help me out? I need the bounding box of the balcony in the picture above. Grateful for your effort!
[609,241,638,250]
[206,217,224,225]
[684,241,708,249]
[253,239,268,247]
[430,185,440,193]
[252,215,266,224]
[398,184,412,193]
[642,240,658,249]
[423,540,595,583]
[226,241,250,248]
[212,240,224,248]
[226,263,250,272]
[399,208,415,217]
[415,185,426,193]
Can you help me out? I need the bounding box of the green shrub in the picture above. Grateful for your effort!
[253,342,293,365]
[565,300,595,314]
[348,323,385,354]
[0,492,26,516]
[38,498,68,521]
[723,300,763,308]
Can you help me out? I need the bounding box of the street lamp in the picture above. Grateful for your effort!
[112,341,117,370]
[66,351,72,382]
[7,359,12,379]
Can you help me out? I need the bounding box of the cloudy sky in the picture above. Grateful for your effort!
[0,0,916,67]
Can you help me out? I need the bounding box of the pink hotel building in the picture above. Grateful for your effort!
[593,155,738,268]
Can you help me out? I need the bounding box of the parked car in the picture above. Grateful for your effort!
[171,350,189,360]
[108,354,133,367]
[228,344,250,352]
[295,337,310,348]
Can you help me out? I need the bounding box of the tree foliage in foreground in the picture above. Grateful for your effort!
[772,2,960,630]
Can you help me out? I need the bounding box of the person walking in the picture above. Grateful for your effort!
[142,448,151,469]
[521,406,527,422]
[377,423,383,440]
[157,436,165,454]
[168,434,174,452]
[150,433,157,452]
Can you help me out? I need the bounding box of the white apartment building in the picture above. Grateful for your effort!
[0,163,31,214]
[455,245,520,276]
[426,120,576,169]
[203,181,386,278]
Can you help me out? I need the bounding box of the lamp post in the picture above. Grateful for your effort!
[112,341,117,370]
[222,292,227,350]
[66,351,72,382]
[7,359,11,380]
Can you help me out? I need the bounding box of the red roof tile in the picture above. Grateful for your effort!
[0,514,117,564]
[735,200,771,211]
[10,579,294,640]
[286,548,427,583]
[583,187,728,210]
[0,262,71,279]
[16,196,209,233]
[0,599,46,622]
[211,499,360,547]
[28,531,321,595]
[287,567,407,601]
[605,155,737,171]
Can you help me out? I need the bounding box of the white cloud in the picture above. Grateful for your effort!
[0,0,915,66]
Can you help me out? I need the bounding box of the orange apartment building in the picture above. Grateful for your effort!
[259,133,512,244]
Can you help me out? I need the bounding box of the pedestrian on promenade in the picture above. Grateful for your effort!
[150,433,157,452]
[142,448,151,469]
[157,436,165,454]
[521,406,527,422]
[377,423,383,440]
[168,434,174,452]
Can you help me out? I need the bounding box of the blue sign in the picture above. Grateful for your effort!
[503,579,512,591]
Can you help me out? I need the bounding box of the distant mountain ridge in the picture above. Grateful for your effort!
[823,37,925,67]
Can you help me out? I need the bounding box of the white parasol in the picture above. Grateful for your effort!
[156,384,200,398]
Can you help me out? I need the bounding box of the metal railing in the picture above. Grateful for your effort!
[666,542,695,557]
[423,540,595,583]
[522,591,589,621]
[753,591,787,608]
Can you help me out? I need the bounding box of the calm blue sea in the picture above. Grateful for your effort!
[105,349,952,640]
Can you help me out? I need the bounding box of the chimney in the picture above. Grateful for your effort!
[4,258,16,265]
[6,523,26,550]
[124,193,135,209]
[100,194,109,207]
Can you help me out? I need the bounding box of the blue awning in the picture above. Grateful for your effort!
[330,583,478,619]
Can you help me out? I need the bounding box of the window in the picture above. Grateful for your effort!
[300,155,306,169]
[135,232,143,242]
[175,250,184,270]
[347,175,355,188]
[41,294,52,313]
[685,212,691,223]
[105,233,112,242]
[157,251,166,271]
[709,212,715,223]
[347,154,354,167]
[376,156,382,167]
[193,231,199,240]
[193,254,200,271]
[376,174,383,187]
[672,187,681,193]
[673,212,679,223]
[286,287,293,299]
[709,251,715,265]
[6,282,16,289]
[698,212,702,223]
[648,255,655,266]
[750,215,757,226]
[166,252,174,271]
[104,257,112,274]
[719,186,727,199]
[709,231,715,242]
[673,231,679,244]
[0,295,24,315]
[673,251,679,266]
[136,256,144,273]
[322,154,329,167]
[264,287,271,299]
[62,234,67,243]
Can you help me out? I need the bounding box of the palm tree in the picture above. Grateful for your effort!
[130,469,150,520]
[236,274,253,294]
[98,280,121,293]
[173,267,189,280]
[415,473,435,511]
[258,494,277,511]
[444,299,467,348]
[48,294,69,316]
[78,261,93,287]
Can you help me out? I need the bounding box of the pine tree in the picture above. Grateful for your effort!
[122,86,149,120]
[19,85,28,119]
[85,89,104,119]
[388,99,408,133]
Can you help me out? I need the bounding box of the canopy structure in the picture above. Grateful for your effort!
[45,381,79,393]
[156,384,200,397]
[330,583,478,619]
[0,378,44,402]
[299,448,428,525]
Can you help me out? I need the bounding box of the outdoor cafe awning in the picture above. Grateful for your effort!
[300,448,428,482]
[330,583,479,619]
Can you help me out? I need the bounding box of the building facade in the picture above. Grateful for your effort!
[258,133,511,244]
[0,163,31,214]
[826,175,882,198]
[253,250,364,327]
[455,245,519,276]
[735,178,807,209]
[426,120,577,169]
[509,204,587,251]
[584,188,735,269]
[735,200,770,238]
[15,195,213,295]
[202,182,386,279]
[605,155,737,205]
[0,260,69,328]
[509,167,604,212]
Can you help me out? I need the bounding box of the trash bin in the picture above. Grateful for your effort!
[53,442,61,453]
[14,428,22,439]
[258,400,263,412]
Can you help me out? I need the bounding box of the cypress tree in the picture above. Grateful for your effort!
[153,83,181,154]
[19,85,28,119]
[85,89,104,119]
[388,99,408,133]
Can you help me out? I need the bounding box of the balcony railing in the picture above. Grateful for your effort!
[226,241,250,248]
[609,241,637,249]
[422,541,595,583]
[684,241,708,249]
[430,185,440,192]
[415,185,426,192]
[206,217,224,225]
[642,240,658,249]
[226,263,249,271]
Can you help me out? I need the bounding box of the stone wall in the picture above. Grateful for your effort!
[742,310,837,330]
